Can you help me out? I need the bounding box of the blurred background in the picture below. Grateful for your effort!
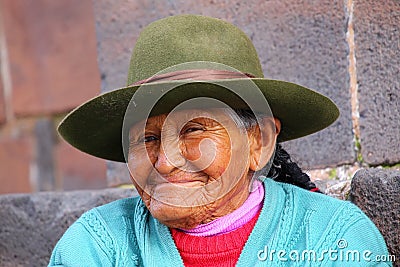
[0,0,107,193]
[0,0,399,194]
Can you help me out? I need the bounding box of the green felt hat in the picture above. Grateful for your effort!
[58,14,339,162]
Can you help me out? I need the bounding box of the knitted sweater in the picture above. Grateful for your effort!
[48,178,392,266]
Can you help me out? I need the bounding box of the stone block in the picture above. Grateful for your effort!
[0,188,137,266]
[349,168,400,264]
[256,0,354,168]
[1,0,101,116]
[0,134,33,194]
[94,0,354,184]
[354,0,400,165]
[55,140,107,191]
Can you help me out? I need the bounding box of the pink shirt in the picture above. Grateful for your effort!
[181,179,264,236]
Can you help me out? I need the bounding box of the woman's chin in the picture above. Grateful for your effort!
[147,198,204,229]
[147,182,217,207]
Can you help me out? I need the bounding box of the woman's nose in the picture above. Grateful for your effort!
[154,142,185,175]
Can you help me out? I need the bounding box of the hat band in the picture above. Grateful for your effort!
[130,69,256,86]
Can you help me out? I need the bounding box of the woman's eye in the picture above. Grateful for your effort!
[182,127,204,135]
[143,135,159,142]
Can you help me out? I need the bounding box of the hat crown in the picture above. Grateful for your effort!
[127,15,264,85]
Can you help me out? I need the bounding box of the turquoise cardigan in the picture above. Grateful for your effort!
[49,178,392,266]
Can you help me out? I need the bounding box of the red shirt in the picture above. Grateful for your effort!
[170,210,261,267]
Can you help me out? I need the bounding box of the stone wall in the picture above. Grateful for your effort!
[0,169,398,266]
[353,0,400,165]
[0,0,398,192]
[93,0,400,186]
[0,188,137,266]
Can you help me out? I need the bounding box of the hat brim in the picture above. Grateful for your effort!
[58,78,339,162]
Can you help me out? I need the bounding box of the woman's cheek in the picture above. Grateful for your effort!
[181,136,230,178]
[128,145,157,187]
[180,138,202,162]
[203,143,231,178]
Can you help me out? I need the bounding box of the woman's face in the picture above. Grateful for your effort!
[128,109,279,229]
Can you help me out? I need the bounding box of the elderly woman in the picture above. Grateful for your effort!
[49,15,390,266]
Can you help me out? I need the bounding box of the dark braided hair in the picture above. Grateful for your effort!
[266,144,320,192]
[233,109,321,193]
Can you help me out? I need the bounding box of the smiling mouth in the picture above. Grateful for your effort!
[156,180,205,188]
[156,179,207,187]
[147,171,209,186]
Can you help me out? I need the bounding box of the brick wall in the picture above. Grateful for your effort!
[0,0,107,194]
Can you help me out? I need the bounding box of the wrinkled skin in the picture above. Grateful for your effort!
[128,109,280,229]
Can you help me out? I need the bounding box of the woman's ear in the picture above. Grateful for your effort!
[248,117,281,171]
